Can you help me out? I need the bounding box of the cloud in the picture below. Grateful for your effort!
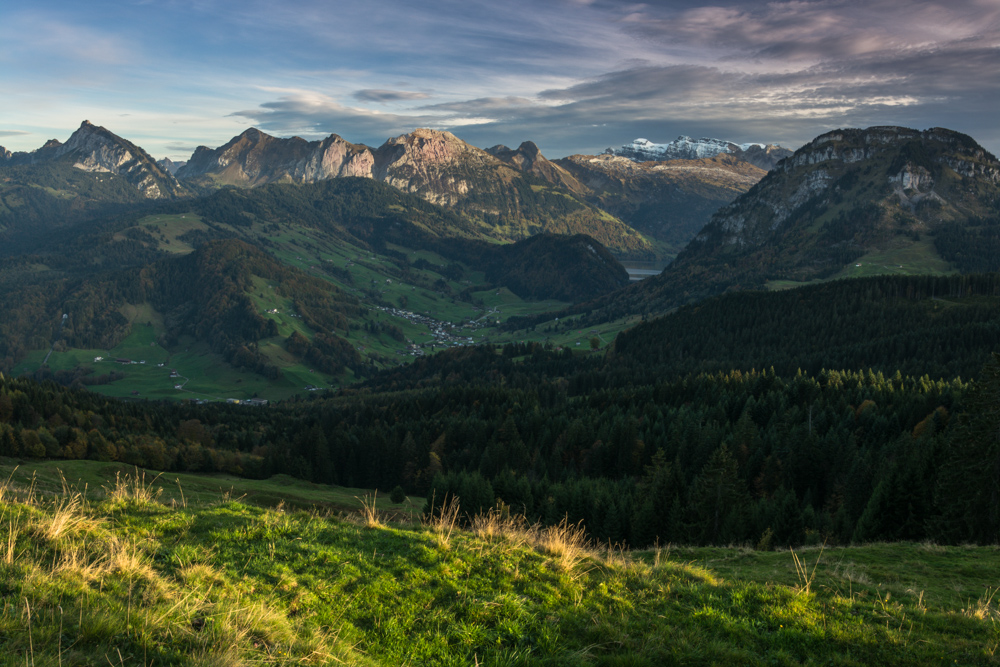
[0,131,31,138]
[622,0,1000,64]
[9,0,997,159]
[229,92,446,145]
[0,14,138,67]
[165,142,199,153]
[353,89,431,103]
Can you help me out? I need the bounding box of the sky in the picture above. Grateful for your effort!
[1,0,999,161]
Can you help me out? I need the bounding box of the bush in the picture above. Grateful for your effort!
[390,485,407,504]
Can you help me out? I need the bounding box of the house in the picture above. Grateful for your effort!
[244,398,269,407]
[94,356,103,362]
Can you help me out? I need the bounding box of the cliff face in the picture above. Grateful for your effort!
[572,125,1000,324]
[372,128,507,206]
[55,121,186,199]
[486,142,588,195]
[696,126,1000,254]
[173,127,652,256]
[2,121,185,199]
[177,128,375,186]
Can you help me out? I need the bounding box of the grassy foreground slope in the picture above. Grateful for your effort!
[1,467,998,666]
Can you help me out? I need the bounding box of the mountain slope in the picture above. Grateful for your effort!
[177,128,374,186]
[583,125,1000,321]
[486,233,629,302]
[2,121,186,199]
[485,141,588,194]
[1,178,631,391]
[175,127,653,257]
[615,135,792,170]
[552,153,766,257]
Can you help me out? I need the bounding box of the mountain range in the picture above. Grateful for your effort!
[2,122,788,260]
[613,136,793,170]
[4,119,1000,399]
[0,120,184,199]
[541,125,1000,326]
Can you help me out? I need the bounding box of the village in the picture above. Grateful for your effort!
[377,305,501,357]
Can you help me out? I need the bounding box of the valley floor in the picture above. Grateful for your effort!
[0,462,997,666]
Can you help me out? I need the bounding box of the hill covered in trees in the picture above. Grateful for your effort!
[5,271,1000,549]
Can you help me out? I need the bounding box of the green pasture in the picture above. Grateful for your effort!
[1,460,998,665]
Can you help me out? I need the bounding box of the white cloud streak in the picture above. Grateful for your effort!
[0,0,997,158]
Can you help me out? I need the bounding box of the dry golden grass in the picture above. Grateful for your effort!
[461,501,592,570]
[3,518,18,565]
[424,492,461,547]
[471,503,529,548]
[38,491,92,542]
[535,516,590,570]
[965,587,1000,621]
[105,468,164,506]
[355,493,384,529]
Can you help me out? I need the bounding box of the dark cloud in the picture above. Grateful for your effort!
[0,131,31,138]
[165,142,199,153]
[227,0,1000,157]
[353,89,431,103]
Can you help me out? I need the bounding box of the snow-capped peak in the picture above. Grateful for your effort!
[612,135,791,170]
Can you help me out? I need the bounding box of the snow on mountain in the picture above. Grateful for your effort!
[613,136,791,171]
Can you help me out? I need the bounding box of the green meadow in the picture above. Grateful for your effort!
[1,460,997,666]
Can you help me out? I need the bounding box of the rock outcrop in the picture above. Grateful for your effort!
[2,121,185,199]
[175,127,653,256]
[373,128,501,206]
[177,128,375,186]
[695,126,1000,254]
[486,142,587,194]
[157,158,186,175]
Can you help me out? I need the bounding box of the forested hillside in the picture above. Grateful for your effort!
[7,266,1000,546]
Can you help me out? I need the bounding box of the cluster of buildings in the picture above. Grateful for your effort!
[378,306,498,356]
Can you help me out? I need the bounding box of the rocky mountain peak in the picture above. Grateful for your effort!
[45,121,185,198]
[615,135,792,171]
[177,128,375,185]
[157,157,187,175]
[483,140,587,194]
[2,121,184,199]
[517,141,541,159]
[377,128,473,168]
[780,127,999,185]
[680,125,1000,282]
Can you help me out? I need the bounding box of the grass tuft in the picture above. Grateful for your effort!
[535,515,590,570]
[424,492,461,547]
[105,467,163,507]
[356,492,383,529]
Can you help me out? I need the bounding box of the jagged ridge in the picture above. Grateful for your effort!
[614,135,792,171]
[1,121,185,199]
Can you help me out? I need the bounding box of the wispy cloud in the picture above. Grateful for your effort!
[0,131,31,138]
[353,89,431,104]
[0,13,139,67]
[1,0,998,158]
